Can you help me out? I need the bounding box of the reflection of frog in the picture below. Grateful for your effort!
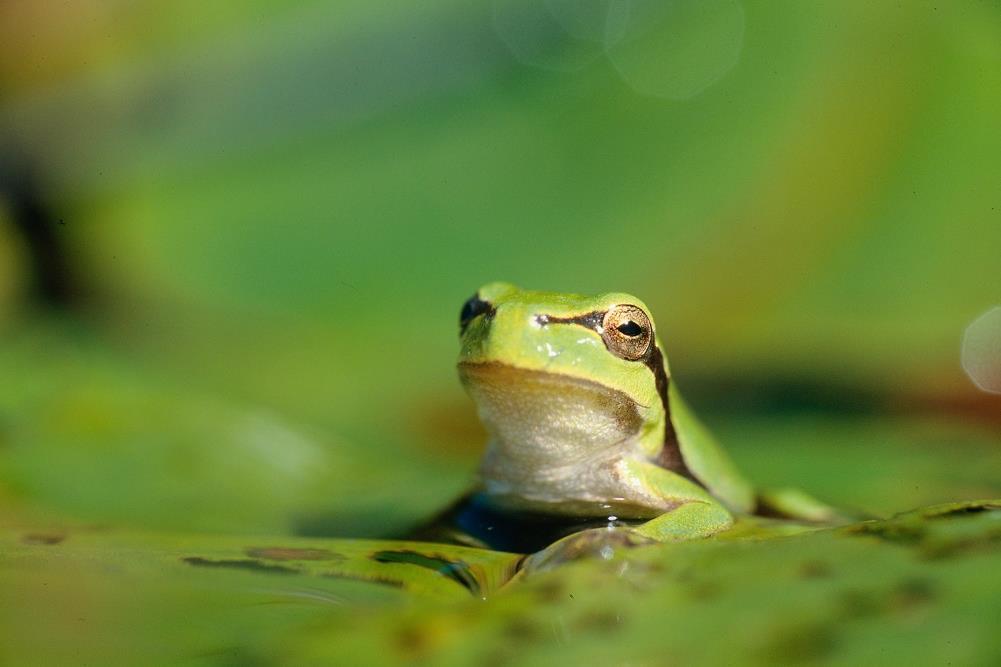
[447,282,838,550]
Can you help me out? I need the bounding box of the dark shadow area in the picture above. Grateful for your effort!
[683,375,885,417]
[0,150,78,309]
[405,493,642,554]
[685,374,1001,427]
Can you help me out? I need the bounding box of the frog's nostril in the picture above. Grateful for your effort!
[460,294,494,335]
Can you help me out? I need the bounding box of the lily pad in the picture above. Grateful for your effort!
[256,501,1001,665]
[4,502,999,665]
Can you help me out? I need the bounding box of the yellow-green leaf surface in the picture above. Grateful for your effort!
[4,503,1000,665]
[0,526,515,665]
[261,503,1001,666]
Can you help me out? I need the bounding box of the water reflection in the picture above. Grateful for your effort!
[962,306,1001,394]
[491,0,607,72]
[605,0,745,100]
[492,0,745,99]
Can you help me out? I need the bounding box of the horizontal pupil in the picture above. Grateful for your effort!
[617,321,643,337]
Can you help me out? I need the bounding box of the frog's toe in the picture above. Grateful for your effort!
[633,500,734,542]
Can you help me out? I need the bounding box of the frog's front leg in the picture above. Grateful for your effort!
[520,462,732,575]
[621,458,734,541]
[634,498,734,541]
[520,500,732,576]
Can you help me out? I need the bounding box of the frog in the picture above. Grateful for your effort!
[445,281,841,550]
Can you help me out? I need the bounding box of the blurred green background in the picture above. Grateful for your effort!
[1,0,1000,663]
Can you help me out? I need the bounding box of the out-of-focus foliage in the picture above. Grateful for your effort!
[2,1,1000,404]
[1,1,999,665]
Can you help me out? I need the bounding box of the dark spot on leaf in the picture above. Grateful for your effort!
[373,550,482,597]
[838,589,882,619]
[844,521,923,544]
[572,609,625,634]
[191,645,272,667]
[481,646,515,667]
[671,565,721,600]
[891,578,936,611]
[22,533,66,545]
[760,620,836,662]
[799,560,834,579]
[181,557,297,575]
[531,578,565,603]
[321,571,405,589]
[922,529,1001,560]
[245,547,342,561]
[502,617,543,642]
[927,505,992,519]
[394,620,441,659]
[837,579,937,621]
[684,580,721,601]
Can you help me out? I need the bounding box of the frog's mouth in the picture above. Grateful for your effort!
[458,361,646,471]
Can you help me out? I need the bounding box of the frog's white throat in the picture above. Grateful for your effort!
[459,361,660,516]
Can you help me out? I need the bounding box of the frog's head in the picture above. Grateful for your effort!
[457,282,672,489]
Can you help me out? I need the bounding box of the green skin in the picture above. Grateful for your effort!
[458,282,838,544]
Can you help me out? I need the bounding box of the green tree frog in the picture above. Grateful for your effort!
[448,282,838,551]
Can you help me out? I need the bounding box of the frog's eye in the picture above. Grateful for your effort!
[601,305,653,361]
[459,294,493,334]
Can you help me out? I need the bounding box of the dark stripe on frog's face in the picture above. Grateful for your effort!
[540,310,695,481]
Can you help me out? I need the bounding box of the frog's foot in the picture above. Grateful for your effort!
[756,487,855,524]
[633,499,734,542]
